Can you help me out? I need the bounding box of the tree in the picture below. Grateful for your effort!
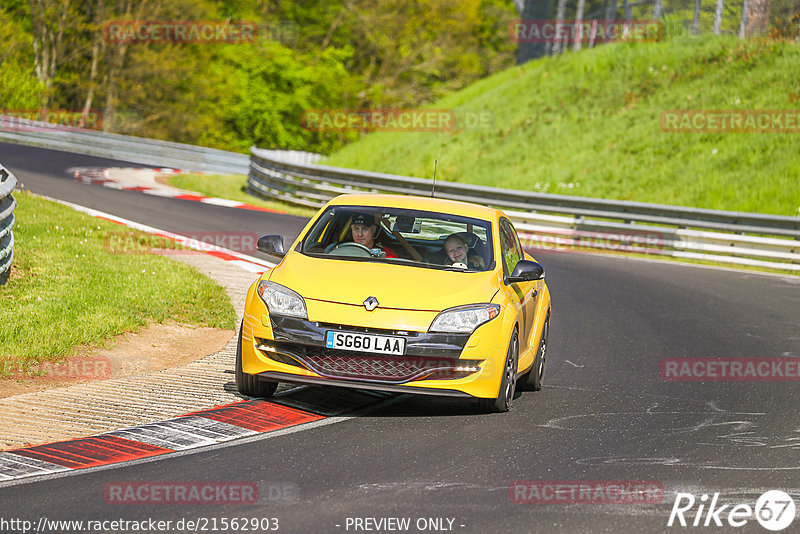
[517,0,551,64]
[98,0,170,132]
[746,0,772,34]
[4,0,521,153]
[28,0,80,108]
[574,0,586,51]
[552,0,567,54]
[713,0,725,34]
[79,0,103,127]
[0,6,41,109]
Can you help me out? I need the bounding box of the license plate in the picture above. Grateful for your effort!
[325,331,406,355]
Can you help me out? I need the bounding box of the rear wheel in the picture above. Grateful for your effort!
[478,330,518,413]
[235,322,278,398]
[521,315,549,391]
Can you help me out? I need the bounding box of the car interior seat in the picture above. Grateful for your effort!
[457,232,488,268]
[425,232,487,268]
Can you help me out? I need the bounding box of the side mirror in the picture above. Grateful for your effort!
[257,235,285,258]
[506,260,544,284]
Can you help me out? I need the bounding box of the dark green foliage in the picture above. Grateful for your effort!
[0,0,517,154]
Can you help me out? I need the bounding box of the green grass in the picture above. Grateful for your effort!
[323,35,800,216]
[167,173,317,218]
[0,191,237,363]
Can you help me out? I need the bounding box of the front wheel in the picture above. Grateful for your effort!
[235,322,278,398]
[478,330,518,413]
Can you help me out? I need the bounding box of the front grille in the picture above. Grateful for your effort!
[304,354,454,382]
[256,338,478,383]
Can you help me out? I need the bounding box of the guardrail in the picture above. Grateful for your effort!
[0,164,16,285]
[0,116,321,174]
[249,147,800,272]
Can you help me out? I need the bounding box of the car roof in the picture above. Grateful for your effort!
[327,193,502,221]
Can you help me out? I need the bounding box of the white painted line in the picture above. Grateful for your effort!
[107,429,215,451]
[139,188,183,198]
[0,416,352,488]
[0,452,71,479]
[104,424,216,451]
[0,392,412,488]
[228,259,268,273]
[673,250,800,271]
[168,416,257,440]
[200,197,245,208]
[104,416,257,451]
[32,193,275,273]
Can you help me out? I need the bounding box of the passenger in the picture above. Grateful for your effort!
[350,213,398,258]
[443,234,484,269]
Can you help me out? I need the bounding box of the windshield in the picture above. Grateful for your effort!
[300,206,495,272]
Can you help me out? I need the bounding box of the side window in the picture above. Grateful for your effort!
[301,210,335,251]
[499,219,522,276]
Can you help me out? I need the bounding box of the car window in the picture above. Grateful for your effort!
[499,218,522,276]
[300,205,495,272]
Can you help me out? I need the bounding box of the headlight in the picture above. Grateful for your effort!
[258,281,307,319]
[429,304,500,333]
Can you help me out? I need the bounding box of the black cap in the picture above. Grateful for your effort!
[351,213,375,226]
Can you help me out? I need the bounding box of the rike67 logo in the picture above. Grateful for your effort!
[668,491,796,531]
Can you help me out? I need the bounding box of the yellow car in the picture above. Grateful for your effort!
[236,194,551,412]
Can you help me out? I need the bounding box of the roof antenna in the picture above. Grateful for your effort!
[431,159,438,198]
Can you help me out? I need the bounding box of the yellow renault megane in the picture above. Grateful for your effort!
[236,194,551,412]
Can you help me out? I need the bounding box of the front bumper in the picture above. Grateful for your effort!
[255,371,474,398]
[242,314,509,399]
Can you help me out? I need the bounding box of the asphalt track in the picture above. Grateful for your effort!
[1,141,799,533]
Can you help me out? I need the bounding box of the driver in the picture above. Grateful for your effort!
[443,234,484,269]
[350,213,398,258]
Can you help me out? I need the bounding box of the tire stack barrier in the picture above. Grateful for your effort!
[0,164,17,285]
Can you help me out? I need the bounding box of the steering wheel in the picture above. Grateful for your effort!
[328,242,376,257]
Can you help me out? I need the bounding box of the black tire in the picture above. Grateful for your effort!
[524,316,548,391]
[478,329,518,413]
[235,322,278,398]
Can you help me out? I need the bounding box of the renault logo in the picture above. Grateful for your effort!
[363,296,379,311]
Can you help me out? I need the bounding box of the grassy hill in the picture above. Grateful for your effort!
[323,36,800,216]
